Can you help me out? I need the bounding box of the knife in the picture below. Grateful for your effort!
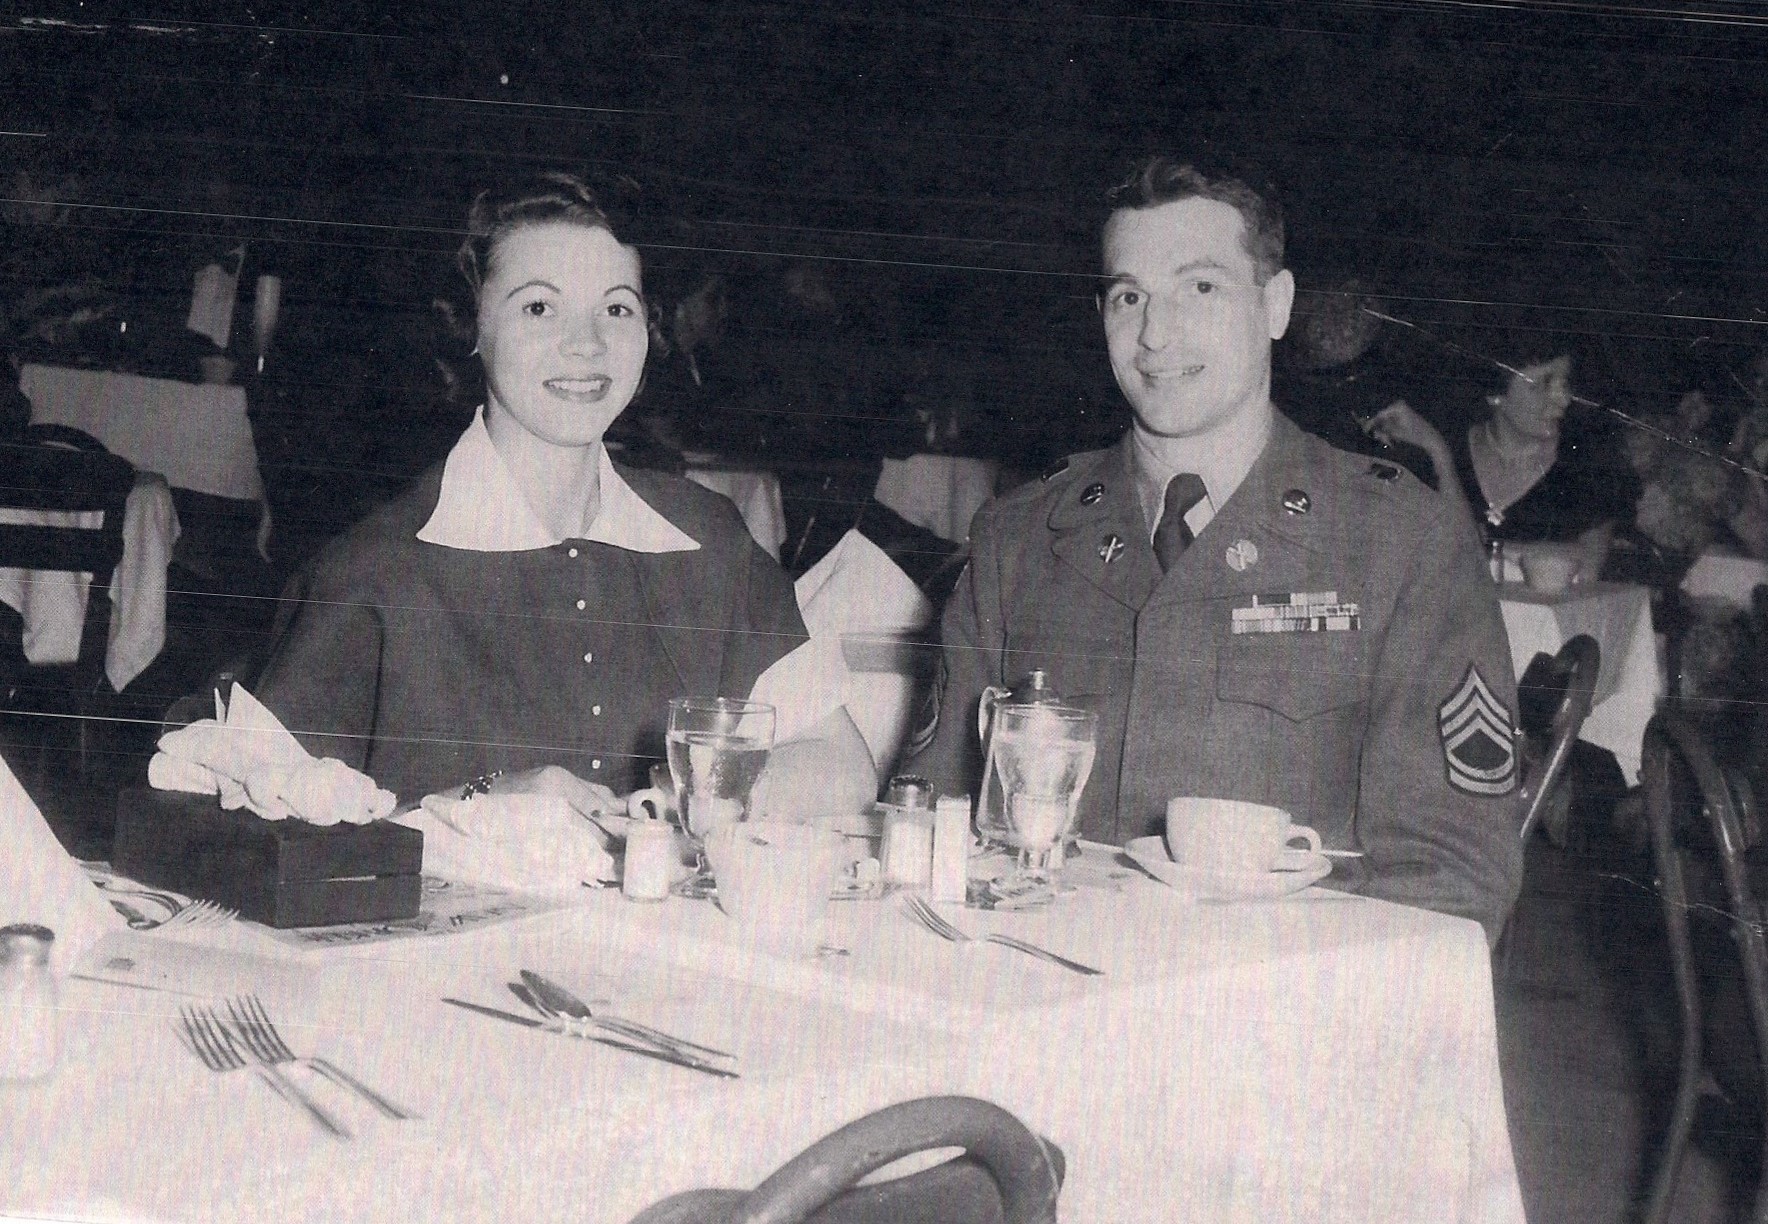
[518,970,736,1061]
[441,998,740,1079]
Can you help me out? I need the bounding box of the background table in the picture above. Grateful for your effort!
[1681,548,1768,609]
[20,364,265,503]
[682,459,788,561]
[872,454,998,544]
[1500,580,1662,785]
[2,852,1523,1224]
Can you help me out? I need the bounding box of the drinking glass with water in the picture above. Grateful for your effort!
[666,698,775,890]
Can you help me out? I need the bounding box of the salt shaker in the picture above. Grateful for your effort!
[622,820,675,902]
[879,775,935,890]
[0,924,60,1082]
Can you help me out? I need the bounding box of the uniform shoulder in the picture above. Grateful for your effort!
[982,447,1113,520]
[1300,428,1440,512]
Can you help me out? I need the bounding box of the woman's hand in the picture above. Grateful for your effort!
[1363,399,1451,468]
[488,765,624,824]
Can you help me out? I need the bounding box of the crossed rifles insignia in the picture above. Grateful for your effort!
[1438,665,1517,797]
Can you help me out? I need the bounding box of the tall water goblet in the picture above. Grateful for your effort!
[666,698,775,889]
[993,703,1098,889]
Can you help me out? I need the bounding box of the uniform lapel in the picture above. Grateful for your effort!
[1047,440,1162,612]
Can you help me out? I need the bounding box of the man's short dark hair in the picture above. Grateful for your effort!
[1105,156,1285,283]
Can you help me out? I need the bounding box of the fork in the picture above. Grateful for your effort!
[160,899,238,930]
[177,1005,350,1139]
[225,995,418,1121]
[901,894,1104,977]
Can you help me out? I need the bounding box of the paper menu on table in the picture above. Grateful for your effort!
[71,929,315,999]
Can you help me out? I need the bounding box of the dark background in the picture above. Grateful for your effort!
[4,1,1766,551]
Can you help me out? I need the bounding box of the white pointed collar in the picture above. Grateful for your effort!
[416,409,700,554]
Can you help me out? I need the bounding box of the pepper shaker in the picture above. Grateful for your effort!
[0,924,60,1082]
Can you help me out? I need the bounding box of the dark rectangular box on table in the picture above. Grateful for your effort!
[112,788,424,928]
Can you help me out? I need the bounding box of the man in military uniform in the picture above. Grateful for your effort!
[903,157,1522,942]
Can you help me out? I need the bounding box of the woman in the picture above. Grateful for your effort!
[254,172,876,821]
[1365,339,1637,582]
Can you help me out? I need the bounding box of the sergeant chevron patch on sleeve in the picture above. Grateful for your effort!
[1438,665,1517,796]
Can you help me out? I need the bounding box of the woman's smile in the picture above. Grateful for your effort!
[545,375,613,401]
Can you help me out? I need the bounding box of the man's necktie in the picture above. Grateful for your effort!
[1152,473,1208,572]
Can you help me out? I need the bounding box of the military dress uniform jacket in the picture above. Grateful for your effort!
[904,413,1524,941]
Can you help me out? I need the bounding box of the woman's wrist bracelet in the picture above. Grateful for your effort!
[460,770,504,800]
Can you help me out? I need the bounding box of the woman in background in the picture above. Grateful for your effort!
[255,171,875,820]
[1365,335,1638,582]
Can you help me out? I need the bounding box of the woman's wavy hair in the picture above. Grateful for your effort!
[456,169,633,299]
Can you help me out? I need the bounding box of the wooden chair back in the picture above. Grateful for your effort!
[0,429,135,774]
[1516,633,1601,845]
[629,1095,1063,1224]
[1641,711,1768,1224]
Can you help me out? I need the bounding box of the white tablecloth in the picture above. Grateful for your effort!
[2,852,1522,1224]
[1500,580,1662,785]
[873,454,998,543]
[1681,549,1768,608]
[0,474,180,691]
[20,364,265,502]
[683,463,787,561]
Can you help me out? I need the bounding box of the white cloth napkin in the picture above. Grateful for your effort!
[149,683,395,826]
[793,529,935,772]
[397,793,615,891]
[0,755,125,975]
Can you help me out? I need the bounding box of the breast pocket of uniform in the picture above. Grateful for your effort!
[1214,614,1368,722]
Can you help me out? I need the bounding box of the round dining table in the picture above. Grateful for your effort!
[1499,579,1663,786]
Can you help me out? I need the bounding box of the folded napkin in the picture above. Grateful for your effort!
[0,754,125,975]
[397,793,615,891]
[792,529,935,770]
[149,683,395,826]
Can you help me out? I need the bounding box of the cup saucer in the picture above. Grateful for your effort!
[1123,837,1332,901]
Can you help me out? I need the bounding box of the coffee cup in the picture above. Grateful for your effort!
[627,787,671,823]
[1165,798,1322,874]
[703,822,847,956]
[626,763,678,823]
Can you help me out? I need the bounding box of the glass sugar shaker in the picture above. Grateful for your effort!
[0,924,60,1082]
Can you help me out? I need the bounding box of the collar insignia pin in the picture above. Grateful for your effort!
[1079,482,1105,506]
[1226,539,1259,572]
[1097,533,1125,564]
[1281,489,1311,516]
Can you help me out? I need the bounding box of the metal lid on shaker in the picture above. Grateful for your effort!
[883,775,934,810]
